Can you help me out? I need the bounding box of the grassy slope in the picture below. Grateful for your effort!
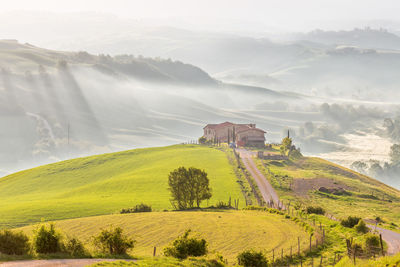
[18,211,309,262]
[335,253,400,267]
[255,153,400,227]
[0,145,245,228]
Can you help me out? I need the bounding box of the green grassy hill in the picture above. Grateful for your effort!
[255,152,400,227]
[0,145,245,228]
[17,211,309,262]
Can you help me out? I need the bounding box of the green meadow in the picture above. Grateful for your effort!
[0,145,245,228]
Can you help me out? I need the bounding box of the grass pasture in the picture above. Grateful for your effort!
[256,155,400,228]
[17,210,309,262]
[0,145,245,228]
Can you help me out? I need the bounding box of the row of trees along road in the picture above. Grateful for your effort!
[168,167,212,210]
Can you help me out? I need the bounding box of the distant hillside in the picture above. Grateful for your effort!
[296,28,400,50]
[0,145,245,228]
[0,39,216,85]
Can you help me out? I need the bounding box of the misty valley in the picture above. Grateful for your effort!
[1,34,400,189]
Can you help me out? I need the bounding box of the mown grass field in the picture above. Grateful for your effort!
[90,258,221,267]
[255,154,400,228]
[0,145,245,228]
[17,211,309,262]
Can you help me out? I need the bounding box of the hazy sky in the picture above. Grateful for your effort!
[3,0,400,31]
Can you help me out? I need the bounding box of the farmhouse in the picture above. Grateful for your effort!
[203,122,266,147]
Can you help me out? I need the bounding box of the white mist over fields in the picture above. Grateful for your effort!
[1,2,400,187]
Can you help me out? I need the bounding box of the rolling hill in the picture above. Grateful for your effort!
[254,148,400,227]
[16,211,309,262]
[0,145,245,228]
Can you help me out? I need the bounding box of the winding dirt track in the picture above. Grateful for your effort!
[237,148,400,255]
[0,259,135,267]
[236,148,281,207]
[369,225,400,255]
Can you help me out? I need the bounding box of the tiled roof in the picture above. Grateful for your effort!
[204,122,266,133]
[203,121,234,129]
[237,127,266,134]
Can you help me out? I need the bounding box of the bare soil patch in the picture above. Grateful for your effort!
[293,177,351,197]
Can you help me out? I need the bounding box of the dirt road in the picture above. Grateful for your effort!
[368,224,400,255]
[236,148,281,207]
[0,259,134,267]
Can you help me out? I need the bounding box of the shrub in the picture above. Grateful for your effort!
[355,220,369,234]
[163,229,208,259]
[364,234,381,255]
[93,227,135,255]
[306,206,325,215]
[341,216,361,228]
[120,203,152,214]
[198,137,207,144]
[33,224,62,254]
[0,229,30,255]
[65,237,87,257]
[215,201,231,209]
[237,250,268,267]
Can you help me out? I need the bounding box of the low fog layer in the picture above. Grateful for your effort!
[3,13,400,100]
[0,40,298,176]
[2,29,400,188]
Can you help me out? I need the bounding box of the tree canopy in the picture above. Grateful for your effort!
[168,167,212,210]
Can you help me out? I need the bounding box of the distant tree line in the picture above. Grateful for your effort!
[351,143,400,183]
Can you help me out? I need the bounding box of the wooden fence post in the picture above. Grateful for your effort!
[320,255,323,266]
[298,237,300,256]
[153,246,157,256]
[380,234,385,256]
[272,248,274,263]
[290,246,292,260]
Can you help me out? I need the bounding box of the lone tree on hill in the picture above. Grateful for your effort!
[168,167,212,210]
[280,136,292,156]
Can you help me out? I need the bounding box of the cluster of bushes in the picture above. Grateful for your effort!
[306,206,325,215]
[164,229,208,260]
[93,227,135,255]
[163,229,268,267]
[237,250,268,267]
[348,234,382,258]
[0,224,135,258]
[0,229,30,255]
[215,201,232,209]
[341,216,369,233]
[355,220,369,234]
[120,203,152,214]
[341,216,361,228]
